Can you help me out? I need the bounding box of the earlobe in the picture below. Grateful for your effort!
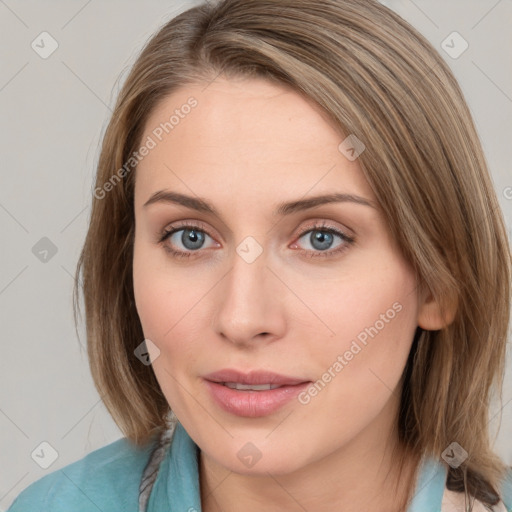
[417,286,458,331]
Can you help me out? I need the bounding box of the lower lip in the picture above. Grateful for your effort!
[203,380,311,417]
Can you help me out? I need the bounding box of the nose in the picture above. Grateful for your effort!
[212,245,286,348]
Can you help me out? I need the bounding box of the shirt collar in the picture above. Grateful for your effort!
[407,454,447,511]
[147,422,447,512]
[146,422,202,512]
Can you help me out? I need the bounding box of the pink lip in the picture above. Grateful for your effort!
[203,369,308,386]
[203,369,311,417]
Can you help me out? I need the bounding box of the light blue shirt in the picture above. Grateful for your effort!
[7,422,512,511]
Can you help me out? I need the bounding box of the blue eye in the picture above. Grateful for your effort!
[297,230,339,251]
[159,224,215,257]
[293,223,355,258]
[158,221,355,259]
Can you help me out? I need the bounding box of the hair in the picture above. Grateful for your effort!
[73,0,511,510]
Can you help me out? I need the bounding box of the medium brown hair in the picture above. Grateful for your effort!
[74,0,511,509]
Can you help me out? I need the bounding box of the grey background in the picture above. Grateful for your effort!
[0,0,511,509]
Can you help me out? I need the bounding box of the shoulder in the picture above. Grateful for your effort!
[7,436,157,512]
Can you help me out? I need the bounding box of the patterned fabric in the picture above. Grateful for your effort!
[138,409,179,511]
[441,488,508,512]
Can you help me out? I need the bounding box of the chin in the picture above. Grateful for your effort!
[204,436,310,476]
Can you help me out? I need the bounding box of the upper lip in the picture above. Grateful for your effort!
[203,369,309,386]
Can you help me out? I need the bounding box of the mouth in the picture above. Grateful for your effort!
[220,382,283,391]
[202,369,311,417]
[203,368,309,386]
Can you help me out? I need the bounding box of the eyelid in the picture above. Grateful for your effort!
[292,219,354,241]
[159,218,353,242]
[158,220,218,243]
[290,220,355,259]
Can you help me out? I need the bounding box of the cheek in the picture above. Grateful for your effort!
[295,259,418,356]
[133,236,181,336]
[296,257,419,398]
[132,251,200,413]
[132,239,208,367]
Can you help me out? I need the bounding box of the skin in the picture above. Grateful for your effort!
[132,76,447,512]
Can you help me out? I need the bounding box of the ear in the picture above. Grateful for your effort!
[417,284,458,331]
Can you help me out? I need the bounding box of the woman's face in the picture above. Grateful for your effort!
[133,76,422,475]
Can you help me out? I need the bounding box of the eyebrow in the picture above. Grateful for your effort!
[143,190,376,216]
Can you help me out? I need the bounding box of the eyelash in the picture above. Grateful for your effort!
[157,220,355,260]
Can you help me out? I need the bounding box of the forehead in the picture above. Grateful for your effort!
[134,77,374,210]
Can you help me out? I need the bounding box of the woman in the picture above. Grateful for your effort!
[8,0,512,510]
